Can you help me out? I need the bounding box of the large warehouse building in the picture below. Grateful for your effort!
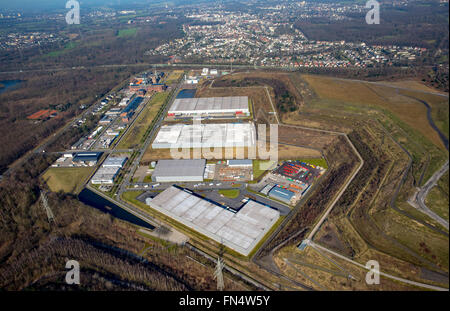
[167,96,249,118]
[91,156,128,184]
[151,159,206,182]
[151,123,256,149]
[146,186,280,256]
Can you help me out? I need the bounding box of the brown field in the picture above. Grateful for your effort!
[275,245,420,290]
[302,74,447,151]
[131,71,449,290]
[141,141,321,164]
[278,125,337,150]
[164,70,184,84]
[43,167,93,194]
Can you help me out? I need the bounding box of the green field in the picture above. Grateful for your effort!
[143,175,153,183]
[252,160,273,181]
[117,28,137,38]
[218,189,240,199]
[117,92,169,149]
[432,102,449,140]
[426,171,449,221]
[46,42,77,57]
[43,167,93,194]
[164,70,184,84]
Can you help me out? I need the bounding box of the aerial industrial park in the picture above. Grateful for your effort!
[43,67,326,259]
[29,62,447,293]
[0,0,448,297]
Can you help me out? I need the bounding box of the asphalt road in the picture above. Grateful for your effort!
[409,160,449,230]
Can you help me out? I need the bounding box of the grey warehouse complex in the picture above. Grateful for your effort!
[152,159,206,182]
[151,123,256,149]
[168,96,250,118]
[146,185,280,256]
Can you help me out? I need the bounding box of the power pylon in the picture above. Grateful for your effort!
[40,191,55,223]
[214,256,225,291]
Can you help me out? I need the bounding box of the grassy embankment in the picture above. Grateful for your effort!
[117,92,169,149]
[43,167,94,194]
[293,74,449,276]
[164,70,184,84]
[425,171,449,222]
[218,189,240,199]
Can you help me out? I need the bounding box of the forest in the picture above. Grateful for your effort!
[0,14,187,173]
[0,67,139,173]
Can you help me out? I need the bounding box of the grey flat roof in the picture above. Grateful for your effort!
[152,123,256,149]
[102,156,128,167]
[227,159,253,166]
[169,96,249,113]
[153,159,206,178]
[147,186,280,256]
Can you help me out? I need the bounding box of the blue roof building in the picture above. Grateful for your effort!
[122,96,143,114]
[73,152,103,163]
[268,186,295,204]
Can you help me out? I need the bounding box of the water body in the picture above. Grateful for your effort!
[0,80,23,95]
[176,89,196,99]
[78,188,155,230]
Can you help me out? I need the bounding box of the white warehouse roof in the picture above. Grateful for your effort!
[169,96,249,114]
[102,156,128,168]
[152,159,206,182]
[91,166,121,184]
[147,186,280,256]
[152,123,256,149]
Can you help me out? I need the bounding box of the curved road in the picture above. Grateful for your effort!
[409,161,449,230]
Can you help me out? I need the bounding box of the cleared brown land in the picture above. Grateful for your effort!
[275,245,420,290]
[302,74,446,150]
[141,142,320,165]
[278,125,337,150]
